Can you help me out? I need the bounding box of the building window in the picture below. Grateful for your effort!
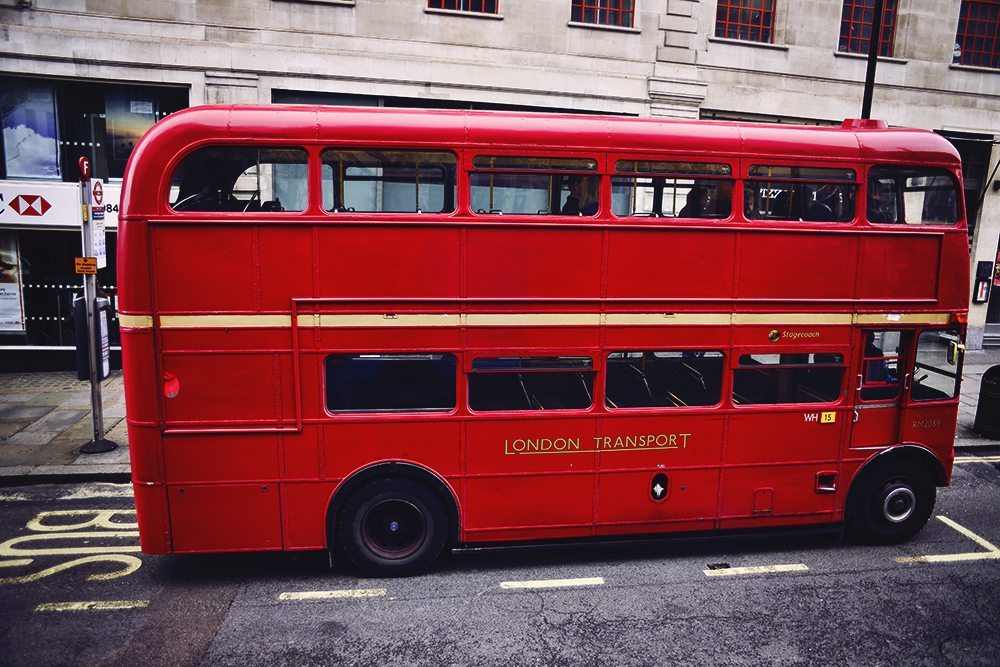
[715,0,776,43]
[838,0,898,57]
[428,0,499,14]
[571,0,635,28]
[954,0,1000,68]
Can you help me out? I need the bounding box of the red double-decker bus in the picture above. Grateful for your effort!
[119,106,969,576]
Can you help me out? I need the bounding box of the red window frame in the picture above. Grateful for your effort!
[954,0,1000,69]
[427,0,499,14]
[838,0,898,58]
[571,0,635,28]
[715,0,776,43]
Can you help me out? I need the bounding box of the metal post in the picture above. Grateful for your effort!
[78,158,116,454]
[860,0,886,120]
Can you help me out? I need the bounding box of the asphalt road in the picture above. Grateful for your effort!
[2,454,1000,666]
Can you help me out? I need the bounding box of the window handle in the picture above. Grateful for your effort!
[903,373,911,390]
[856,373,863,391]
[853,409,859,424]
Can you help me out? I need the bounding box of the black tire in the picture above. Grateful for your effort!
[846,459,936,545]
[337,478,449,577]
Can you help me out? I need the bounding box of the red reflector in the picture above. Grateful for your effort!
[951,312,968,325]
[842,118,888,130]
[163,372,180,399]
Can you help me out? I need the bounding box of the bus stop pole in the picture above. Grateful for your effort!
[77,157,115,454]
[860,0,886,120]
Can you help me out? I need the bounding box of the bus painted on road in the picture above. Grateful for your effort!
[119,106,969,575]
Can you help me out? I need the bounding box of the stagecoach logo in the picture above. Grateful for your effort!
[769,329,820,342]
[504,433,691,455]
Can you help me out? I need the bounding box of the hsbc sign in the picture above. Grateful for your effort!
[0,181,119,228]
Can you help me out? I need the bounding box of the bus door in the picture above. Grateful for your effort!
[850,330,912,449]
[899,328,964,454]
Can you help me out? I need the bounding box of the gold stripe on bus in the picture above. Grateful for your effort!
[465,313,601,327]
[852,313,952,325]
[732,313,853,325]
[158,315,293,328]
[301,314,461,328]
[605,313,731,326]
[118,314,153,328]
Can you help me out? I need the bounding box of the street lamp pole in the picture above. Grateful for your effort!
[860,0,886,119]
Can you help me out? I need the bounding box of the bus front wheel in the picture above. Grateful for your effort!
[846,459,936,545]
[338,478,449,577]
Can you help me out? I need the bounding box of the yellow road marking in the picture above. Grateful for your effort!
[35,600,150,612]
[0,559,33,568]
[0,555,143,585]
[499,577,605,590]
[896,552,1000,564]
[954,455,1000,464]
[895,515,1000,565]
[936,515,1000,552]
[278,588,387,601]
[704,563,809,577]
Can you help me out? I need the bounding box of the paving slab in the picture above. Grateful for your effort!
[0,421,29,439]
[0,404,53,421]
[22,409,89,433]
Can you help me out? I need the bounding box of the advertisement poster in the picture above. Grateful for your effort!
[105,88,157,173]
[1,80,61,180]
[0,232,25,332]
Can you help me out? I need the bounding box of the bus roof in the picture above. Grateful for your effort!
[122,105,961,213]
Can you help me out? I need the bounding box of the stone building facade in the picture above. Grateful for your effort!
[0,0,998,366]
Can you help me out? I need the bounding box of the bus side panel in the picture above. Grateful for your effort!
[463,418,596,541]
[317,226,461,298]
[466,228,602,298]
[281,481,337,550]
[152,226,257,312]
[938,233,971,312]
[133,483,170,554]
[736,232,858,299]
[167,483,282,552]
[605,229,736,299]
[162,433,280,483]
[322,421,462,480]
[857,233,940,301]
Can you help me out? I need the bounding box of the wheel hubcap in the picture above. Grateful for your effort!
[361,499,426,560]
[882,486,916,523]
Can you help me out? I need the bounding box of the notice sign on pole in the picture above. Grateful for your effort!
[90,179,107,269]
[75,257,98,274]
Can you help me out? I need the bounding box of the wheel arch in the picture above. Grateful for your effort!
[324,461,461,553]
[846,443,948,510]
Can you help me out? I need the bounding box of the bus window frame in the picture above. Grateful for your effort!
[742,160,860,226]
[730,348,848,409]
[322,350,463,420]
[163,141,319,218]
[319,147,462,217]
[603,348,727,412]
[608,153,737,223]
[464,349,602,416]
[861,164,965,229]
[464,149,606,219]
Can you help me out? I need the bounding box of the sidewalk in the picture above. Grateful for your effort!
[2,351,999,482]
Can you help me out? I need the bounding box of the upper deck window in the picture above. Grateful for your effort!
[839,0,898,57]
[612,160,733,219]
[954,1,1000,69]
[470,156,599,216]
[744,165,857,222]
[322,150,457,214]
[428,0,499,14]
[715,0,776,43]
[170,147,308,213]
[571,0,635,28]
[867,167,959,225]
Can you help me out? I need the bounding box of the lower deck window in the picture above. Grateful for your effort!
[469,357,594,411]
[733,353,844,405]
[606,351,723,408]
[325,354,456,412]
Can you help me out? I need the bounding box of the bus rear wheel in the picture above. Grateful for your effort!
[338,478,448,577]
[847,460,936,545]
